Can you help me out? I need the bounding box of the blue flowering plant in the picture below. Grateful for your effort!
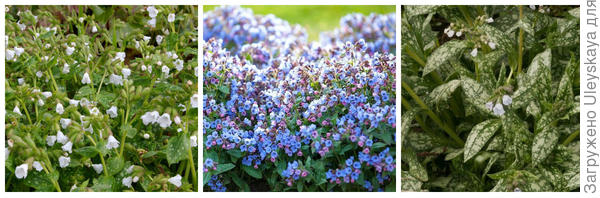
[5,5,199,192]
[203,6,396,192]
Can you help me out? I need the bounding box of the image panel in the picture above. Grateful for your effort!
[5,5,199,192]
[202,5,396,192]
[400,5,580,192]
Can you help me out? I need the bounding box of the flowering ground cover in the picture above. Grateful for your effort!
[5,5,198,192]
[203,5,396,192]
[401,5,580,192]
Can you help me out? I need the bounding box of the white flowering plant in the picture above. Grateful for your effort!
[401,5,579,192]
[5,5,198,192]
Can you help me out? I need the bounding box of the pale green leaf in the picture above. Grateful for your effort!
[532,126,559,166]
[512,49,552,108]
[464,119,501,162]
[166,134,190,165]
[423,40,468,76]
[428,79,461,104]
[461,77,492,114]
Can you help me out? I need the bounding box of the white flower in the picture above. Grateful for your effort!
[194,67,199,77]
[157,113,172,129]
[177,128,182,133]
[156,35,163,44]
[66,46,75,56]
[15,164,28,179]
[14,47,24,57]
[143,36,151,42]
[456,31,462,37]
[122,176,133,188]
[485,102,494,111]
[62,141,73,153]
[17,78,24,85]
[447,29,455,37]
[13,106,22,115]
[147,18,156,28]
[126,165,134,174]
[168,174,182,187]
[143,133,150,139]
[122,68,131,79]
[5,147,9,160]
[69,99,80,106]
[46,135,57,146]
[191,94,199,108]
[57,131,69,144]
[79,17,84,23]
[17,21,26,31]
[190,135,197,147]
[133,176,139,183]
[485,17,494,23]
[41,91,52,98]
[493,103,505,116]
[106,135,120,149]
[168,13,175,22]
[38,99,45,106]
[92,164,103,174]
[135,40,140,49]
[114,52,126,62]
[141,65,147,71]
[84,125,94,134]
[162,65,170,75]
[107,106,118,118]
[174,116,181,125]
[59,156,70,168]
[33,161,43,172]
[529,5,536,10]
[148,65,153,73]
[82,72,91,84]
[470,48,478,57]
[488,42,496,50]
[60,118,72,129]
[60,63,70,73]
[147,6,159,18]
[141,111,160,125]
[174,59,184,71]
[6,49,15,61]
[70,184,77,192]
[56,103,64,115]
[502,95,513,105]
[92,25,98,33]
[109,74,123,85]
[36,71,43,78]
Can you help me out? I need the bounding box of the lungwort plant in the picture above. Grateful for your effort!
[401,5,579,192]
[5,5,198,192]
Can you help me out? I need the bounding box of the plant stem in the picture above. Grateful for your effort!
[562,129,579,146]
[95,68,108,101]
[120,83,130,157]
[402,81,464,146]
[18,99,33,125]
[86,134,109,176]
[517,5,524,74]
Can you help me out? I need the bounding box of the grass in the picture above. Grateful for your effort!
[203,5,396,41]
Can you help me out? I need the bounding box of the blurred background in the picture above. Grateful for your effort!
[203,5,395,41]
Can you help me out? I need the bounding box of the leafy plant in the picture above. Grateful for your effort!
[401,5,579,192]
[5,5,198,192]
[203,6,396,192]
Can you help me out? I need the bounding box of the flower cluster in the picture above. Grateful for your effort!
[5,5,198,192]
[319,13,396,55]
[203,6,396,192]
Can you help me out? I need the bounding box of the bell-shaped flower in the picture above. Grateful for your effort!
[91,25,98,33]
[81,72,91,84]
[61,141,73,153]
[106,135,120,149]
[109,74,123,85]
[56,103,64,115]
[18,78,24,85]
[66,46,75,56]
[57,131,69,144]
[470,48,478,57]
[488,42,496,50]
[486,17,494,23]
[13,106,22,115]
[32,161,43,172]
[190,135,197,147]
[6,49,15,61]
[168,13,175,23]
[157,113,172,129]
[174,59,184,71]
[59,156,70,168]
[114,52,126,62]
[15,164,28,179]
[122,176,133,188]
[168,174,182,187]
[122,68,131,79]
[191,94,199,108]
[60,118,72,129]
[41,91,52,98]
[141,111,160,125]
[143,133,150,139]
[63,63,70,74]
[92,164,103,174]
[156,35,163,44]
[107,106,118,118]
[147,18,156,28]
[46,135,57,146]
[502,95,513,105]
[493,103,505,116]
[147,6,159,18]
[174,116,181,125]
[162,65,170,75]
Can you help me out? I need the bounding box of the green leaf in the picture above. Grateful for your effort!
[512,49,552,108]
[401,171,424,192]
[107,156,125,176]
[404,5,440,18]
[214,163,235,175]
[74,85,94,99]
[479,24,514,54]
[91,175,114,192]
[461,77,492,114]
[75,146,99,158]
[121,124,138,139]
[531,126,559,166]
[401,108,418,145]
[166,134,190,165]
[218,85,230,95]
[97,91,117,108]
[473,50,503,90]
[554,56,577,115]
[402,147,428,182]
[464,119,501,162]
[423,40,468,76]
[428,79,461,104]
[23,170,55,191]
[230,173,250,192]
[242,165,263,179]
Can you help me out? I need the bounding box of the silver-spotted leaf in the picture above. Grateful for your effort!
[512,49,552,108]
[464,119,501,162]
[403,147,429,182]
[166,134,190,165]
[423,40,468,76]
[532,126,559,166]
[428,79,461,104]
[401,171,424,192]
[461,77,492,114]
[401,109,418,145]
[479,24,514,54]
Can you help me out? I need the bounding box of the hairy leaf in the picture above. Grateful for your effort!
[423,40,468,76]
[464,119,501,162]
